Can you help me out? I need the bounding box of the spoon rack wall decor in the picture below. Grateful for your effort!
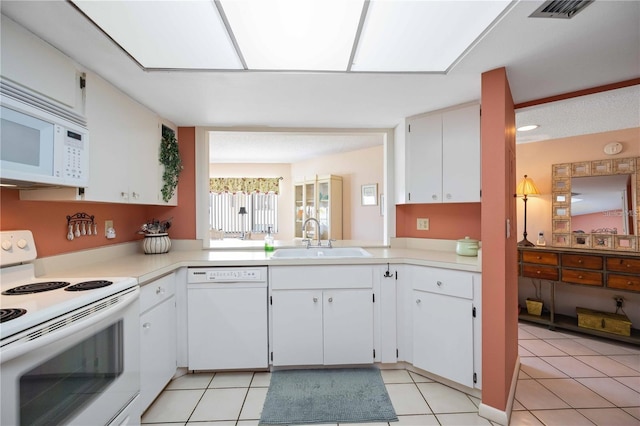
[66,212,96,241]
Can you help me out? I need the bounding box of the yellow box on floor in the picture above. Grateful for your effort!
[576,307,632,336]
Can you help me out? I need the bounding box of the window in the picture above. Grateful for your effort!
[209,191,278,235]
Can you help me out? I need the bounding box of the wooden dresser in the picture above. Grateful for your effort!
[518,246,640,344]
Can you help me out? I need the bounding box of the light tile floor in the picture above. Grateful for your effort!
[142,322,640,426]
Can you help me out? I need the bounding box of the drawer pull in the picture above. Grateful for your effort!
[416,299,422,304]
[536,256,542,260]
[437,281,442,286]
[628,281,633,286]
[601,319,606,328]
[578,275,583,279]
[536,270,541,274]
[313,297,318,303]
[156,286,165,295]
[578,259,583,264]
[328,297,333,303]
[143,322,151,330]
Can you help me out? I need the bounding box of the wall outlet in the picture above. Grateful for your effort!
[417,218,429,230]
[105,220,113,237]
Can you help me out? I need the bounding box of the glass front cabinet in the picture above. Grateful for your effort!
[294,175,342,241]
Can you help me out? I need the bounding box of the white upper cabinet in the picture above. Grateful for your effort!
[84,72,166,205]
[1,15,83,113]
[406,113,442,203]
[403,103,480,204]
[441,104,481,203]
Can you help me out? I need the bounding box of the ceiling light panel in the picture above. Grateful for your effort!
[72,0,242,69]
[352,0,512,72]
[220,0,365,71]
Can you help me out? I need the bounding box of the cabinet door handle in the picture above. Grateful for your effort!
[437,281,442,286]
[142,322,151,329]
[446,193,452,200]
[416,299,421,304]
[432,194,438,200]
[313,297,318,303]
[328,297,333,303]
[156,286,165,295]
[578,259,583,263]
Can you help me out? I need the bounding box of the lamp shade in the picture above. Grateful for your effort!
[238,207,248,214]
[516,175,540,196]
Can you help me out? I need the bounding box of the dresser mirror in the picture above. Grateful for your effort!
[551,157,639,252]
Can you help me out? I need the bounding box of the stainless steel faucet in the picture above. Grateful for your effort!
[302,217,321,247]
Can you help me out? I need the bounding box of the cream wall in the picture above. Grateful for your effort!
[291,146,384,241]
[515,127,640,242]
[209,163,294,240]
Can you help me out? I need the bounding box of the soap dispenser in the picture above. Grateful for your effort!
[264,226,274,252]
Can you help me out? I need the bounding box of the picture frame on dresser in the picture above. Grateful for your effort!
[550,156,639,252]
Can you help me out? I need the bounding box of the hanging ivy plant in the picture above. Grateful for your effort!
[160,125,183,202]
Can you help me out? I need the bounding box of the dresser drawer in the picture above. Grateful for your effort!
[561,269,603,286]
[521,251,559,266]
[561,254,603,270]
[607,274,640,292]
[606,257,640,274]
[522,264,559,281]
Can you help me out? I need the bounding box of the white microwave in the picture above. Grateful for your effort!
[0,95,89,188]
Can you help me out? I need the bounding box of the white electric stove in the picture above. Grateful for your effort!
[0,230,141,426]
[0,230,138,342]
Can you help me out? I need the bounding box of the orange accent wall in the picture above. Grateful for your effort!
[480,67,518,412]
[0,127,197,257]
[396,203,481,240]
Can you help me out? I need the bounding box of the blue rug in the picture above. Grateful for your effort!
[259,367,398,425]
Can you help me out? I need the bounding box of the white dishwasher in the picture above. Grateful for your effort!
[187,267,268,370]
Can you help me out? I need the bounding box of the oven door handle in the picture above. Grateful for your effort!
[1,287,139,363]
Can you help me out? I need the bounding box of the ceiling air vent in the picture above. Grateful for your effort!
[529,0,594,19]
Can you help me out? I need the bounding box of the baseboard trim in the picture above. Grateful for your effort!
[478,355,520,426]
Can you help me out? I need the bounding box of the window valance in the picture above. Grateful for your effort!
[209,177,281,194]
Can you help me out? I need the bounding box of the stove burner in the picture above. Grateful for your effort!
[2,281,71,295]
[0,308,27,323]
[65,280,113,291]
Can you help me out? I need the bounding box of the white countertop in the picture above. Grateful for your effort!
[34,238,481,285]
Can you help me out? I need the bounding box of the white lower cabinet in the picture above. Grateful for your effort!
[269,266,374,366]
[139,273,177,413]
[410,266,481,389]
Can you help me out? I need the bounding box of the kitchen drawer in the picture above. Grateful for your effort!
[607,274,640,292]
[521,264,559,281]
[140,273,176,313]
[412,268,474,299]
[270,265,373,290]
[561,269,603,286]
[561,254,603,270]
[521,251,559,266]
[606,257,640,274]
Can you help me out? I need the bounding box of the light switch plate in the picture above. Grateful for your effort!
[105,220,113,237]
[417,218,429,230]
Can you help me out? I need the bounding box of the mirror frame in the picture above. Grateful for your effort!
[551,156,639,252]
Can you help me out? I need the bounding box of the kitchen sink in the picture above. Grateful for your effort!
[271,247,372,259]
